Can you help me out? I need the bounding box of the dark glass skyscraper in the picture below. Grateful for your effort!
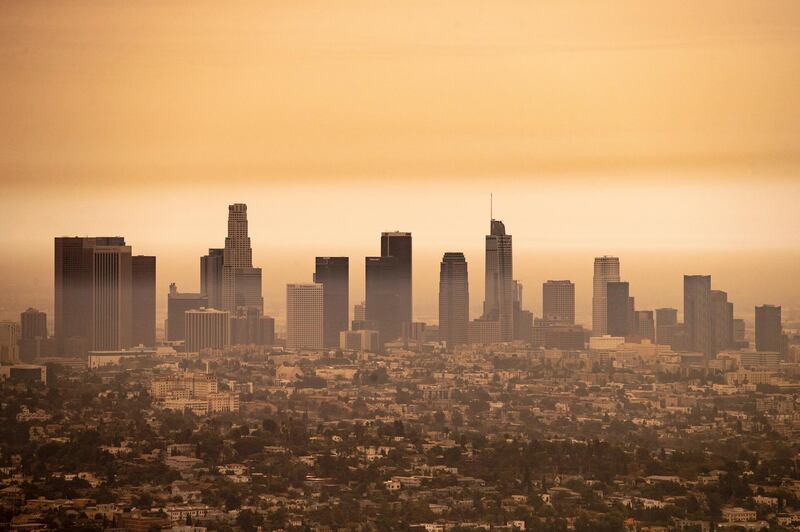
[365,232,412,343]
[365,255,400,342]
[54,236,137,354]
[655,308,678,345]
[755,304,783,353]
[606,281,630,337]
[132,255,156,347]
[314,257,349,348]
[200,248,224,309]
[709,289,733,354]
[381,231,412,327]
[684,275,712,356]
[20,308,47,340]
[438,252,469,348]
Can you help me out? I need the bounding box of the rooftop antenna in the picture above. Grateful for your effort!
[490,193,493,222]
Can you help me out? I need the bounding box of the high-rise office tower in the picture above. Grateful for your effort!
[185,308,230,352]
[606,281,630,337]
[438,252,469,348]
[259,316,275,346]
[655,308,678,345]
[286,283,324,350]
[381,232,412,324]
[684,275,712,356]
[314,257,349,348]
[365,231,412,342]
[709,290,732,354]
[91,241,133,351]
[543,280,575,325]
[230,306,263,345]
[365,256,399,341]
[221,204,263,312]
[131,255,156,347]
[755,304,782,353]
[592,256,620,336]
[354,302,366,322]
[200,248,224,309]
[0,322,20,364]
[55,236,134,354]
[167,283,208,342]
[635,310,655,342]
[733,318,747,347]
[483,219,513,341]
[20,308,47,340]
[20,308,50,361]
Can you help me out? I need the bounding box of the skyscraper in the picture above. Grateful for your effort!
[20,308,47,341]
[709,290,732,354]
[438,252,469,348]
[365,232,412,342]
[755,304,782,353]
[365,255,399,341]
[55,237,127,355]
[483,219,513,341]
[592,256,620,336]
[19,308,49,361]
[132,255,156,347]
[200,248,224,309]
[684,275,712,356]
[606,281,630,337]
[655,308,678,346]
[0,322,20,364]
[185,308,230,352]
[381,231,413,326]
[221,204,263,312]
[167,283,208,342]
[92,241,133,350]
[314,257,349,348]
[543,280,575,325]
[635,310,655,342]
[286,283,324,350]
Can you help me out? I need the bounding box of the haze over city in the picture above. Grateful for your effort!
[1,2,800,531]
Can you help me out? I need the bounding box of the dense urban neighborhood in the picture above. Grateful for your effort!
[2,334,800,531]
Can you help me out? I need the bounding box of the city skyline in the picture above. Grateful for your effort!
[1,194,798,332]
[2,3,800,529]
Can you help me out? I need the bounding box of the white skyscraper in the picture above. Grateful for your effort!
[483,219,513,341]
[592,256,621,336]
[221,203,263,312]
[287,283,324,350]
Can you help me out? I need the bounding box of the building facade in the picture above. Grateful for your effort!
[592,256,620,336]
[314,257,349,348]
[543,280,575,325]
[438,252,469,348]
[221,203,263,312]
[755,304,782,353]
[684,275,712,356]
[286,283,324,350]
[184,308,230,352]
[483,219,513,341]
[200,248,224,309]
[167,284,208,342]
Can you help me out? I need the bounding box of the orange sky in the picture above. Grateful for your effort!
[0,1,799,328]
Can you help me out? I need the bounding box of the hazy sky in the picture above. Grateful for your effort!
[1,1,799,328]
